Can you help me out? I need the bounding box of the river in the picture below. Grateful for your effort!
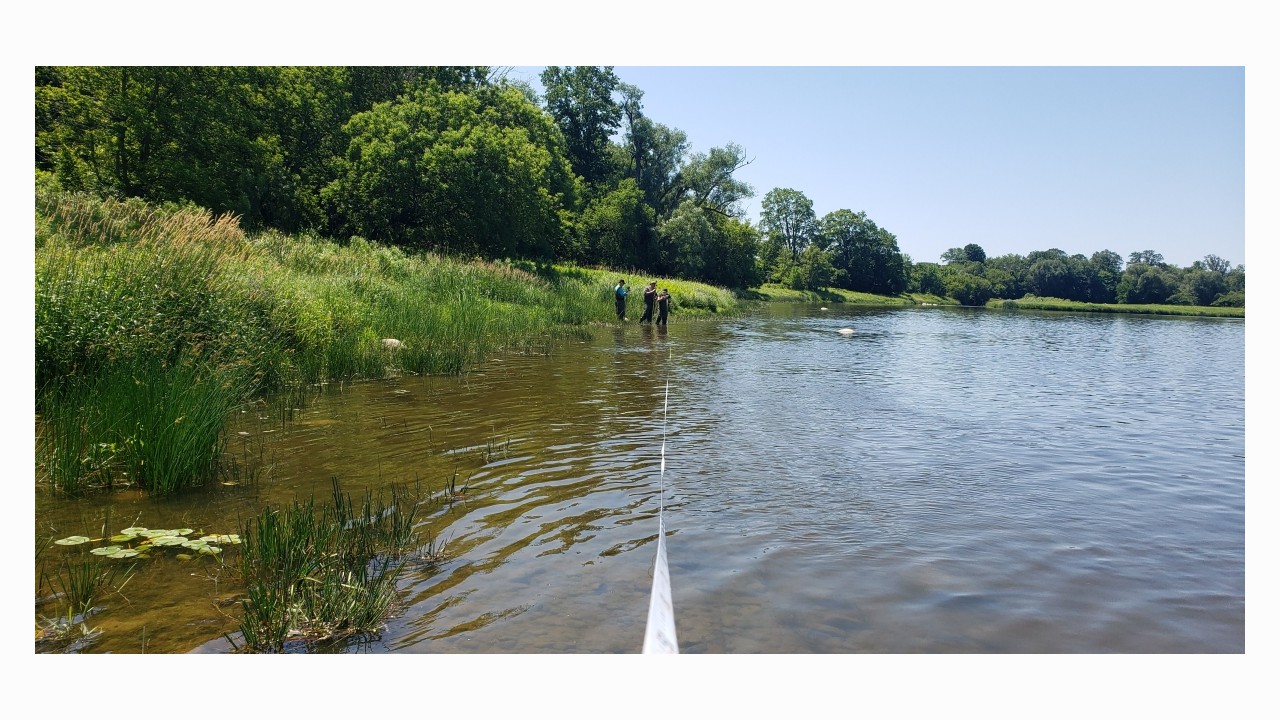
[34,304,1246,653]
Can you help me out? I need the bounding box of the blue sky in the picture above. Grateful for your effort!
[511,66,1243,269]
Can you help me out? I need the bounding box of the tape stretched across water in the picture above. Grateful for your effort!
[642,376,678,654]
[642,515,678,654]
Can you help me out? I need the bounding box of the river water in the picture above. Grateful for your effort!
[34,304,1246,653]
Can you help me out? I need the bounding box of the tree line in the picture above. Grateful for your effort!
[915,245,1244,307]
[35,66,760,287]
[34,66,1243,305]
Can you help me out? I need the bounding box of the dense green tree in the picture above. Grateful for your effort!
[325,85,577,259]
[1117,263,1176,304]
[782,245,837,291]
[962,243,987,264]
[986,253,1030,298]
[944,272,994,306]
[540,66,622,189]
[817,209,909,294]
[1087,250,1124,303]
[760,188,817,262]
[911,262,948,296]
[576,178,655,268]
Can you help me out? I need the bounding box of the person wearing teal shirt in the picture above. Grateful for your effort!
[614,278,629,320]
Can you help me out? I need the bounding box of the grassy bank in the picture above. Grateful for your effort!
[35,190,744,494]
[987,296,1244,318]
[745,283,947,306]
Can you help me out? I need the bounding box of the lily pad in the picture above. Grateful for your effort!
[150,536,187,546]
[54,536,91,546]
[109,534,136,543]
[90,546,123,556]
[172,528,194,536]
[181,540,208,549]
[175,553,193,561]
[119,527,148,537]
[141,529,178,538]
[111,549,139,558]
[197,545,222,555]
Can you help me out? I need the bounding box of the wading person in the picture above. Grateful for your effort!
[614,278,629,320]
[638,281,658,323]
[656,288,671,326]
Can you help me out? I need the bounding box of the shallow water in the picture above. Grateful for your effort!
[34,304,1245,653]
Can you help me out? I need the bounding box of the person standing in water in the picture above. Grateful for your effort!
[656,288,671,326]
[614,278,629,320]
[638,281,658,323]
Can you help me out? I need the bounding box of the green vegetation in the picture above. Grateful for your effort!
[35,190,743,495]
[987,296,1244,318]
[747,283,937,306]
[232,480,422,653]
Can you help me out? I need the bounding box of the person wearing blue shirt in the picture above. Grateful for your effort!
[614,278,629,320]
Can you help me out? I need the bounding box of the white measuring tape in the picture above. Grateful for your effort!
[642,377,678,654]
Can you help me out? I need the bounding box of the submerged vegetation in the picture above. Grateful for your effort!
[35,189,743,495]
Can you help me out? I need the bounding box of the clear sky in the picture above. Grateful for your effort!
[510,66,1243,269]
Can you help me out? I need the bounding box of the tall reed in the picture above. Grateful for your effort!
[36,190,747,494]
[233,480,420,652]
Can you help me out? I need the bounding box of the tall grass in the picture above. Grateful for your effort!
[36,190,748,494]
[232,479,421,652]
[36,352,242,493]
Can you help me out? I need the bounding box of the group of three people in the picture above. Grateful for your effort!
[615,279,671,325]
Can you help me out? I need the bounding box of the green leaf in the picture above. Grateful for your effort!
[54,535,91,546]
[91,545,123,556]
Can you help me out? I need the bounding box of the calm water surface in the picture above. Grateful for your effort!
[35,305,1245,653]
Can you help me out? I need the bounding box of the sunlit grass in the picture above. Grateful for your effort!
[988,296,1244,318]
[35,190,750,494]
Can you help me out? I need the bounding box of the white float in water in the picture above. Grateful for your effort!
[837,328,855,335]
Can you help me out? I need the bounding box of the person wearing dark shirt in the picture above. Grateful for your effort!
[638,281,657,323]
[656,288,671,326]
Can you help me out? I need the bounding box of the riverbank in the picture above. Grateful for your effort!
[744,281,1243,319]
[35,190,745,494]
[986,296,1244,318]
[743,283,953,306]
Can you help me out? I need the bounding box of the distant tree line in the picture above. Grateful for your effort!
[913,244,1244,307]
[34,66,1243,304]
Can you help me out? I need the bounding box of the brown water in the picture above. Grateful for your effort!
[33,305,1246,653]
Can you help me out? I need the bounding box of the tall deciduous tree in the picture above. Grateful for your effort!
[540,66,622,189]
[759,188,817,261]
[680,143,754,218]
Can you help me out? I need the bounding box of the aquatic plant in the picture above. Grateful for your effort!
[231,480,422,653]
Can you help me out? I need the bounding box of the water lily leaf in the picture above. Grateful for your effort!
[175,553,193,561]
[181,540,208,549]
[141,529,178,538]
[109,534,135,543]
[151,536,187,546]
[219,534,242,544]
[197,545,222,555]
[199,535,219,543]
[54,536,91,546]
[173,528,194,536]
[111,549,139,558]
[120,527,148,536]
[91,546,123,556]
